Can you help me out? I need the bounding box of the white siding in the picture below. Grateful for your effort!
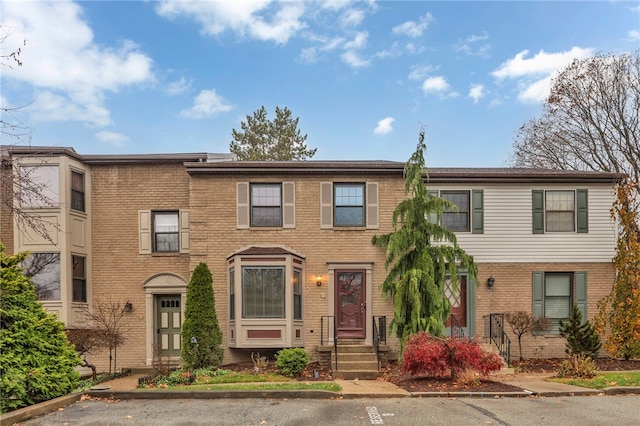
[437,183,616,263]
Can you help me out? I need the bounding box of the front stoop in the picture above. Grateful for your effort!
[331,344,382,380]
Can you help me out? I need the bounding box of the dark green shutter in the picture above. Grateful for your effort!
[532,272,544,318]
[532,190,544,234]
[428,190,438,224]
[472,190,484,234]
[575,272,588,324]
[576,189,588,233]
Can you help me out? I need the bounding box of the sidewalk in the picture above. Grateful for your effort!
[3,371,639,426]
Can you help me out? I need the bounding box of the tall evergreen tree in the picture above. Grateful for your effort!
[181,262,223,369]
[372,130,477,351]
[0,245,81,413]
[559,304,602,359]
[230,106,316,160]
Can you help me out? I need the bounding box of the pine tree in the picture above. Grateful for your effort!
[230,106,316,160]
[559,304,602,359]
[181,262,223,369]
[372,130,477,352]
[0,245,81,413]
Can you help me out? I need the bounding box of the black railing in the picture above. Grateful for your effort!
[483,313,511,366]
[372,316,386,368]
[320,315,337,370]
[448,314,465,338]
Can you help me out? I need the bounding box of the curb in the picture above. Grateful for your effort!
[0,393,83,426]
[84,389,341,400]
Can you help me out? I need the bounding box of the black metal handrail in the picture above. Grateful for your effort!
[448,314,465,338]
[372,316,386,368]
[483,313,511,366]
[320,315,337,370]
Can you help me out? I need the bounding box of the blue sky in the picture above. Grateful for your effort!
[2,1,639,166]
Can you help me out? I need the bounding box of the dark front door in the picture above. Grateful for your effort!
[445,276,467,328]
[157,295,181,358]
[335,270,366,338]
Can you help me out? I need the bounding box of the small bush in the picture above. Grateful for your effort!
[402,332,503,380]
[275,348,310,377]
[555,354,599,379]
[559,304,602,359]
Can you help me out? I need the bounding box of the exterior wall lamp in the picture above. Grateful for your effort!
[124,301,133,313]
[316,276,322,287]
[487,276,495,289]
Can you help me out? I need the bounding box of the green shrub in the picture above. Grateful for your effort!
[181,263,224,369]
[275,348,310,377]
[0,246,81,413]
[559,304,602,359]
[555,354,599,379]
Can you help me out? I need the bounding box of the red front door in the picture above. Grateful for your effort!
[335,270,366,338]
[445,276,467,327]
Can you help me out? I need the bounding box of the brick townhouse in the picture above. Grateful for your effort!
[1,146,622,374]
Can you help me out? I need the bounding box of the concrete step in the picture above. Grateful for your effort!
[332,359,380,370]
[333,370,381,380]
[333,352,378,362]
[334,344,376,354]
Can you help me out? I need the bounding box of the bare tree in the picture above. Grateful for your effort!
[65,328,110,380]
[506,311,551,361]
[510,50,640,185]
[76,299,134,373]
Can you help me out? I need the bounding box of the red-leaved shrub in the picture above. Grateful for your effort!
[402,332,504,379]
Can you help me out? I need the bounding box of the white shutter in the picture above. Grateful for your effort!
[320,182,333,229]
[237,182,250,229]
[283,182,295,228]
[139,210,151,254]
[366,182,379,229]
[179,209,190,253]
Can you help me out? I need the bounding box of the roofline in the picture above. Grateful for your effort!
[2,146,81,161]
[185,160,406,175]
[424,168,625,184]
[82,153,210,165]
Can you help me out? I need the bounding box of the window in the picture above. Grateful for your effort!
[441,191,470,232]
[251,183,282,227]
[293,269,302,320]
[71,171,85,212]
[242,267,285,318]
[533,271,587,334]
[229,268,235,320]
[532,189,588,234]
[72,255,87,302]
[22,253,61,301]
[334,183,365,226]
[546,191,574,232]
[20,165,59,208]
[153,211,179,252]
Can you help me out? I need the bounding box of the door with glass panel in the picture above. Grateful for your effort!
[156,295,181,358]
[335,270,366,338]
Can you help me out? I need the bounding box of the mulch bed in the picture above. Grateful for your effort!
[219,360,333,381]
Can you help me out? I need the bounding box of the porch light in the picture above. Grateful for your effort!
[487,276,495,289]
[124,301,133,313]
[316,276,322,287]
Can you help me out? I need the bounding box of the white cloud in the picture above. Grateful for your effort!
[297,47,318,64]
[96,130,129,146]
[374,117,394,135]
[344,31,368,50]
[408,64,436,81]
[468,84,485,103]
[340,8,365,27]
[492,47,593,79]
[180,90,234,119]
[492,47,594,104]
[341,51,370,68]
[392,13,433,37]
[628,30,640,42]
[2,0,154,127]
[422,76,449,93]
[156,0,306,44]
[455,31,491,57]
[166,77,192,96]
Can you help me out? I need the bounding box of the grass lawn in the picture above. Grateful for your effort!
[140,368,341,392]
[549,372,640,389]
